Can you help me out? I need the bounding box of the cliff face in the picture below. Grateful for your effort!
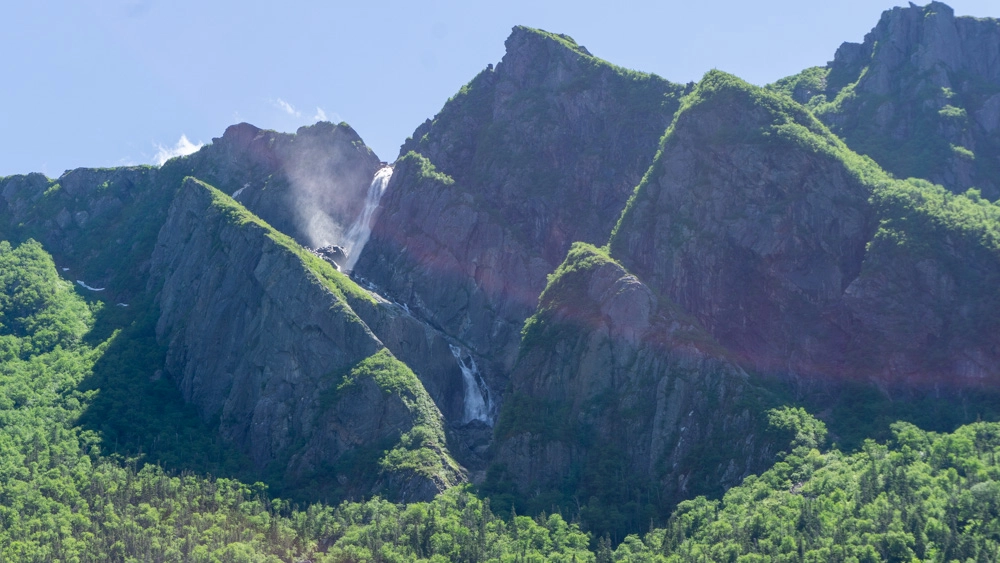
[178,121,382,250]
[612,72,877,379]
[0,121,381,299]
[355,27,688,393]
[778,2,1000,198]
[493,244,780,522]
[610,71,1000,386]
[148,177,462,500]
[0,166,169,300]
[492,69,1000,530]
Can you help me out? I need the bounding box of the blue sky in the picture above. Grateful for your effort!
[2,1,998,177]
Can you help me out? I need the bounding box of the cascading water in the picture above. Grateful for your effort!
[342,166,393,271]
[449,344,492,425]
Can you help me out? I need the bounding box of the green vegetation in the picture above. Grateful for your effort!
[605,419,1000,562]
[612,69,887,247]
[767,66,830,109]
[0,238,592,560]
[768,36,1000,197]
[333,349,460,486]
[0,239,324,560]
[519,242,616,345]
[399,151,455,186]
[194,177,375,307]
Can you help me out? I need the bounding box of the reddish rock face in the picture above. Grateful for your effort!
[794,2,1000,199]
[355,27,688,392]
[184,121,383,250]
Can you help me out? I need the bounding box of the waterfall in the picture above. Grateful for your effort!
[342,166,393,271]
[449,344,492,425]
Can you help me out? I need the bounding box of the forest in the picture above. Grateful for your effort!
[2,238,999,561]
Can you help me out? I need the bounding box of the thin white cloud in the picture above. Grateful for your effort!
[276,98,301,117]
[314,107,328,122]
[154,134,203,165]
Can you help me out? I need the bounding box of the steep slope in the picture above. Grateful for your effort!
[355,26,689,396]
[0,125,485,499]
[492,244,783,535]
[773,2,1000,198]
[492,70,1000,536]
[0,166,169,300]
[611,71,878,380]
[148,177,462,501]
[610,70,1000,386]
[0,121,380,299]
[176,121,383,250]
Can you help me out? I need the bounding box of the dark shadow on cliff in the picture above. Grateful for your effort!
[76,298,257,486]
[750,372,1000,453]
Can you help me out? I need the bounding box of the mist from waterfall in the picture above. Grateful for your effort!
[342,166,393,270]
[449,344,492,425]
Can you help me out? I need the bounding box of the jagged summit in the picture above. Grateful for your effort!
[612,70,877,377]
[181,120,381,250]
[774,1,1000,197]
[358,24,688,392]
[498,26,598,85]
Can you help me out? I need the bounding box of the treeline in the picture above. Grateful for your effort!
[0,239,593,562]
[5,238,1000,561]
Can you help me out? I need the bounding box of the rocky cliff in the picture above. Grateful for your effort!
[0,166,169,300]
[612,71,877,380]
[492,244,781,529]
[0,129,485,497]
[177,121,382,250]
[0,120,381,300]
[148,177,462,500]
[355,27,689,399]
[490,67,1000,534]
[611,71,1000,386]
[774,2,1000,198]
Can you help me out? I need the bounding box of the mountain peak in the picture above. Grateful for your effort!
[506,25,593,57]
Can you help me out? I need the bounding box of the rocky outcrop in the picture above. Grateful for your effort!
[612,71,876,379]
[492,70,1000,527]
[492,244,781,521]
[355,27,689,397]
[840,178,1000,386]
[0,166,166,298]
[611,70,1000,386]
[178,121,382,249]
[782,2,1000,198]
[148,177,462,500]
[0,121,382,300]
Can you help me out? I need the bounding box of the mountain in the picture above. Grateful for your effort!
[773,1,1000,198]
[490,37,1000,538]
[611,70,1000,387]
[3,3,1000,557]
[149,177,461,500]
[355,27,690,405]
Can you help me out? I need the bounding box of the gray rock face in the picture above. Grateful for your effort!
[0,166,164,299]
[355,26,688,398]
[612,72,875,379]
[810,2,1000,198]
[337,282,497,471]
[840,194,1000,386]
[611,71,1000,386]
[494,245,779,511]
[180,121,382,249]
[148,177,462,500]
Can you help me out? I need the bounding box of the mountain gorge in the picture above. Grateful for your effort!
[3,2,1000,560]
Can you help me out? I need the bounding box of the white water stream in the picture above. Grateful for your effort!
[76,281,105,291]
[449,344,492,425]
[342,167,393,270]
